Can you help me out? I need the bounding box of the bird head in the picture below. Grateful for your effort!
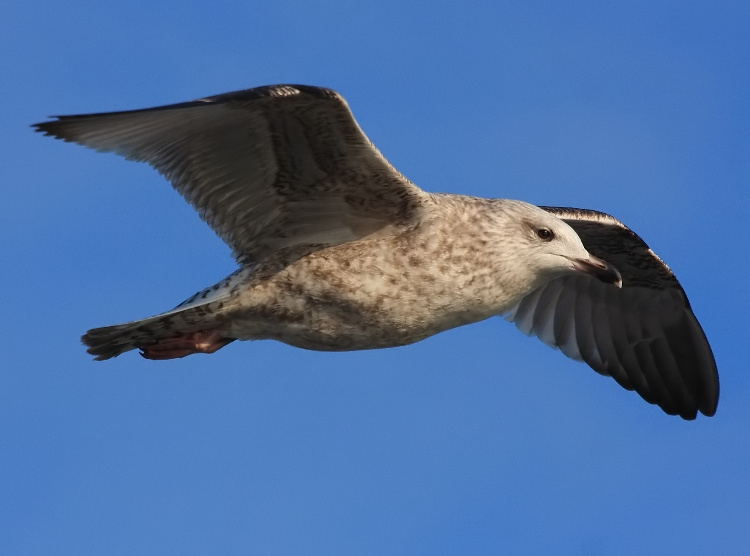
[494,200,622,291]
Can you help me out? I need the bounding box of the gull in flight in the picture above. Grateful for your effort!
[34,85,718,419]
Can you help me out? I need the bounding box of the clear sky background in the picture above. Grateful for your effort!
[3,1,749,554]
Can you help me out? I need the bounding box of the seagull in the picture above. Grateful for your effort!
[34,84,718,419]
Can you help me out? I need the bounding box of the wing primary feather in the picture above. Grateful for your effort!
[509,287,545,336]
[571,276,603,369]
[551,279,581,360]
[531,281,566,348]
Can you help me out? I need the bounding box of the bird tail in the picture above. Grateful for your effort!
[82,302,228,361]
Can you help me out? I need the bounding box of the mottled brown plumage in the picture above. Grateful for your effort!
[34,85,718,419]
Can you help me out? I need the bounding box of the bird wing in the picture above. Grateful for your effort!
[506,207,718,419]
[33,85,429,263]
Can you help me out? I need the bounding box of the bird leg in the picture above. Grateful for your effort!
[140,330,235,360]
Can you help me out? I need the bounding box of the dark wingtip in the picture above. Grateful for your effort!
[32,118,69,141]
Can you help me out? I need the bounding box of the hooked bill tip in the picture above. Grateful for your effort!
[573,256,622,288]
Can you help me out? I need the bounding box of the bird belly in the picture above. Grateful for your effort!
[226,290,495,352]
[223,239,510,351]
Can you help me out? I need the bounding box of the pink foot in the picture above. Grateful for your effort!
[140,330,235,360]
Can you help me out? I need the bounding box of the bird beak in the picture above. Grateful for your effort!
[572,255,622,288]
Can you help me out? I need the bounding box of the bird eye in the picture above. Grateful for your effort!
[536,228,554,241]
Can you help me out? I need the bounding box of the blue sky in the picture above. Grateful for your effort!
[3,1,749,554]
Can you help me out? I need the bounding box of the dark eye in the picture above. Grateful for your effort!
[536,228,554,241]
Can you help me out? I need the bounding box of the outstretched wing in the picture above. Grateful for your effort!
[33,85,429,263]
[507,207,718,419]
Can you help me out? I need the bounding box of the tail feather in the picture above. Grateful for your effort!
[82,302,228,360]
